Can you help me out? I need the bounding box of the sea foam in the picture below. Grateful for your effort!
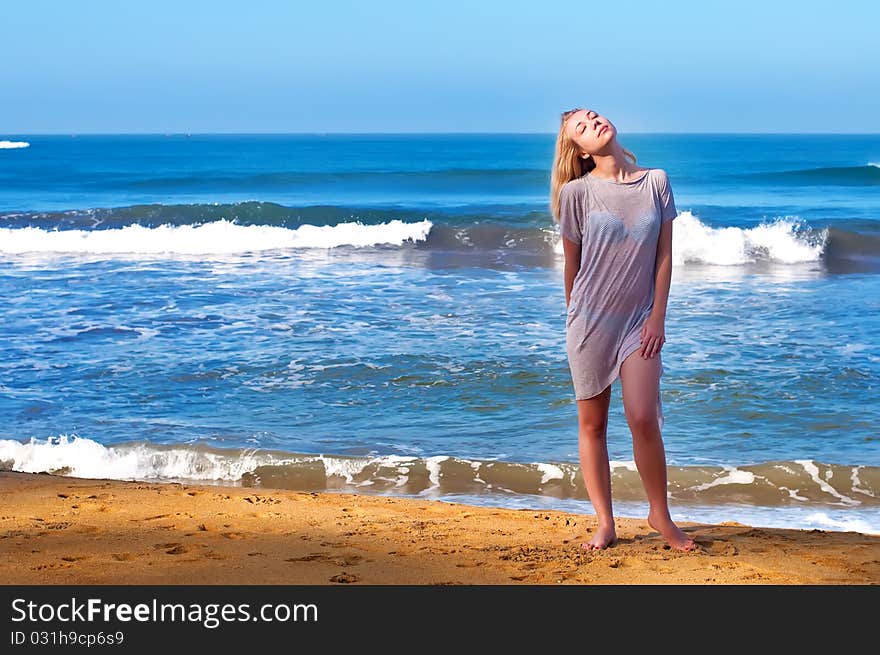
[0,218,433,255]
[554,211,827,265]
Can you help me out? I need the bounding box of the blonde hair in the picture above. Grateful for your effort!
[550,107,638,223]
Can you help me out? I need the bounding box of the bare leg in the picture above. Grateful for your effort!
[576,384,618,550]
[619,349,696,552]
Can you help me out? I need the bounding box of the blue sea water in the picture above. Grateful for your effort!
[1,133,878,534]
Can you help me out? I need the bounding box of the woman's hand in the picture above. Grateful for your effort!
[639,312,666,359]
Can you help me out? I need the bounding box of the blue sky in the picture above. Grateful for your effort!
[2,0,877,133]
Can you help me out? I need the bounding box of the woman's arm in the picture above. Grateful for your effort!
[562,237,581,308]
[651,169,677,324]
[640,220,673,358]
[652,220,673,319]
[557,182,583,308]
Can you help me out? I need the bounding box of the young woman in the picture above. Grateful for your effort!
[550,107,697,552]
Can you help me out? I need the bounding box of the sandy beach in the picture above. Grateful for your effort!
[0,470,877,585]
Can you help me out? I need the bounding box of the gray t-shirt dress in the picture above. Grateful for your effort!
[558,168,677,424]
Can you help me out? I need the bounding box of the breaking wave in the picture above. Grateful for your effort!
[1,436,877,512]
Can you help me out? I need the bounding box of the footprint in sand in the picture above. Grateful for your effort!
[712,543,738,556]
[243,496,282,505]
[182,524,210,536]
[81,494,113,503]
[286,552,364,566]
[32,562,73,571]
[697,538,738,556]
[153,542,189,555]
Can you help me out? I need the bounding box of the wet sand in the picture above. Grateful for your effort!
[1,471,877,584]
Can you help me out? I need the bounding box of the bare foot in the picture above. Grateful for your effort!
[647,510,697,552]
[580,524,617,551]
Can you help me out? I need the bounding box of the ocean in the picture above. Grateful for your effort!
[1,133,878,535]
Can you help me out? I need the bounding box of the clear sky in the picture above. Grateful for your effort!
[2,0,878,134]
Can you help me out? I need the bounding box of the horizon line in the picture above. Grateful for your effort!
[4,131,880,137]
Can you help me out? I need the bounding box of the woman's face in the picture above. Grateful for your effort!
[566,108,615,157]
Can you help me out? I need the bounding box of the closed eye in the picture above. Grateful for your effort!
[577,111,598,134]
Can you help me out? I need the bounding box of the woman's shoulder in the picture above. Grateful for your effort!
[638,168,670,193]
[645,167,670,181]
[563,175,589,191]
[560,176,589,203]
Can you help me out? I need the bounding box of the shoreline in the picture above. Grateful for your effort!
[1,471,877,584]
